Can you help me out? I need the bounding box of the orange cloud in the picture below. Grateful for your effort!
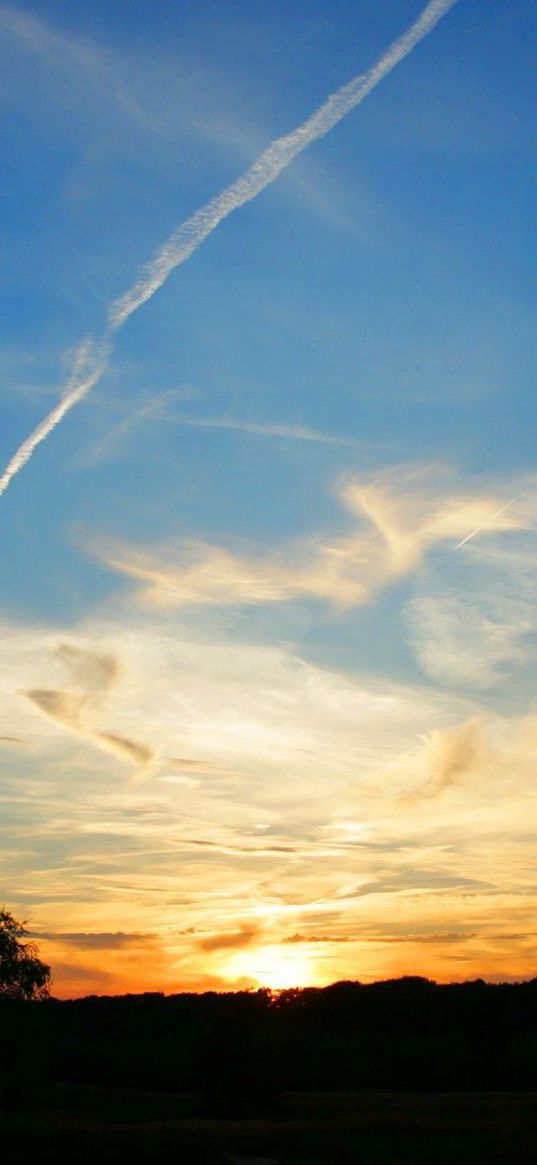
[198,924,262,952]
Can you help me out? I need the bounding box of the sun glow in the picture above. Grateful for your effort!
[223,945,315,990]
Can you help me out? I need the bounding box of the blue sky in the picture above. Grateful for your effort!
[2,1,537,995]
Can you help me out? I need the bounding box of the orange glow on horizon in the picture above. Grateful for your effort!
[41,935,537,1001]
[220,945,317,991]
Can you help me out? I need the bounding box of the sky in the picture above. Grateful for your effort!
[1,0,537,998]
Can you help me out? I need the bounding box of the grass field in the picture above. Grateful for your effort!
[3,1085,536,1163]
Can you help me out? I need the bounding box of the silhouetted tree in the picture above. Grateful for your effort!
[0,909,51,1000]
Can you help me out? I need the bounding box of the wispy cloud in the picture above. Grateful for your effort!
[0,0,379,231]
[0,0,458,497]
[0,2,162,132]
[392,708,537,811]
[401,718,484,801]
[86,465,527,610]
[342,868,494,898]
[23,642,156,777]
[406,500,537,689]
[170,415,362,447]
[4,607,537,991]
[75,389,183,467]
[0,609,471,799]
[76,405,361,470]
[407,591,537,690]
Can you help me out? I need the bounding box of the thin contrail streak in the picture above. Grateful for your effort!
[0,339,109,497]
[109,0,459,329]
[171,415,361,446]
[453,499,517,551]
[0,0,458,498]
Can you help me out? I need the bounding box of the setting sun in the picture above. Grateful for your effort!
[223,946,316,991]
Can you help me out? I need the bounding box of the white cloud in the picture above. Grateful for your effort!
[85,465,529,610]
[393,709,537,814]
[3,606,537,991]
[407,512,537,689]
[408,591,537,689]
[0,613,469,791]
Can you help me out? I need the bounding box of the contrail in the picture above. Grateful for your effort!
[0,0,458,497]
[453,499,517,551]
[170,415,362,446]
[109,0,459,328]
[0,339,108,497]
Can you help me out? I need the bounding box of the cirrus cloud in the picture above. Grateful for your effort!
[85,465,529,611]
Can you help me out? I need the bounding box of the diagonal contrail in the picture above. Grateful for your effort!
[0,0,459,498]
[453,499,517,551]
[0,339,109,497]
[108,0,459,329]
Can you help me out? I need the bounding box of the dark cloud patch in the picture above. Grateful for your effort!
[163,897,195,907]
[284,933,351,944]
[283,930,477,945]
[169,757,220,771]
[375,931,477,944]
[24,688,86,727]
[198,924,261,952]
[32,931,155,949]
[284,920,489,946]
[22,643,154,773]
[343,869,495,898]
[95,729,154,768]
[484,931,537,942]
[188,838,295,854]
[326,838,423,853]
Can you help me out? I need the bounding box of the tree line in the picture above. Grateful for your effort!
[2,974,537,1111]
[1,910,537,1110]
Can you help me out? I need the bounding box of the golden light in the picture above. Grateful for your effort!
[223,944,315,990]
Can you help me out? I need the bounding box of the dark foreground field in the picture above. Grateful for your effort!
[2,980,537,1161]
[3,1085,537,1163]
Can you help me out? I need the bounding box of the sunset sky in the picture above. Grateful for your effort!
[2,0,537,998]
